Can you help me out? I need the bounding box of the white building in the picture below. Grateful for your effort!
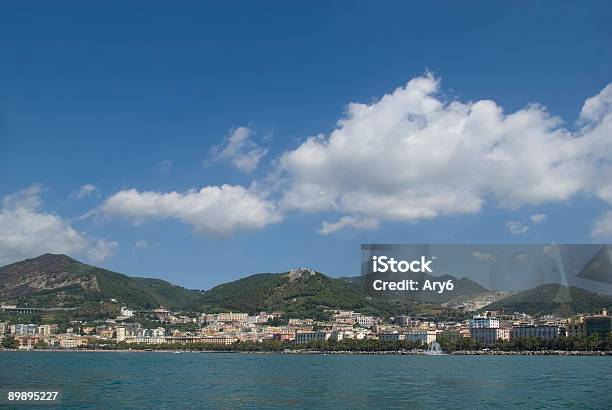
[116,327,126,342]
[469,315,500,329]
[120,307,134,318]
[124,336,166,345]
[406,330,437,346]
[354,315,375,328]
[470,327,511,344]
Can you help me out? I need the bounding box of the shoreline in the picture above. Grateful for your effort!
[1,348,611,356]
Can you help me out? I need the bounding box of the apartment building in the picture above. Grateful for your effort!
[511,325,564,340]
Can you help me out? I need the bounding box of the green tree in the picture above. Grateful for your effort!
[1,336,18,349]
[33,339,48,350]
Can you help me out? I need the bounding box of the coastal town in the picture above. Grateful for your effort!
[1,303,611,354]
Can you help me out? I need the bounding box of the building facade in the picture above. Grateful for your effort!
[295,331,331,344]
[379,333,405,342]
[511,325,564,340]
[586,315,612,337]
[469,315,500,329]
[470,328,511,345]
[406,330,437,346]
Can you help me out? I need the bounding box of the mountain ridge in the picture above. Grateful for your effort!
[482,283,612,316]
[2,254,611,318]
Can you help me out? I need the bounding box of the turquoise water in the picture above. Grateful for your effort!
[0,352,610,409]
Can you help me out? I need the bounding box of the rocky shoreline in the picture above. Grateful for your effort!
[451,350,612,356]
[2,348,611,356]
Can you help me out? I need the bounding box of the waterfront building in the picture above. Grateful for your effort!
[124,336,166,345]
[586,311,612,337]
[406,330,437,346]
[0,322,7,335]
[470,327,511,345]
[567,317,586,338]
[295,331,331,344]
[437,330,466,343]
[201,336,238,345]
[16,335,43,350]
[58,335,88,349]
[37,325,52,336]
[379,332,405,342]
[511,325,564,340]
[273,331,294,341]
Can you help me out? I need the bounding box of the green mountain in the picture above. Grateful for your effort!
[5,255,609,320]
[0,254,205,311]
[201,268,397,318]
[483,284,612,316]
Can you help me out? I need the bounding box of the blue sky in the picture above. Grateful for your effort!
[1,1,611,290]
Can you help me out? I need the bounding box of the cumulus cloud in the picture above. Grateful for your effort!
[98,184,281,237]
[0,186,116,265]
[276,74,612,229]
[591,211,612,240]
[87,239,119,262]
[73,183,100,199]
[530,213,547,224]
[209,126,269,173]
[318,216,379,235]
[506,221,529,235]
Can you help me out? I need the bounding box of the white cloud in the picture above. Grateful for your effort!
[506,221,529,235]
[318,216,379,235]
[73,184,100,199]
[154,160,173,174]
[0,186,117,266]
[209,126,269,173]
[530,213,547,224]
[591,211,612,240]
[87,239,119,262]
[472,251,496,261]
[276,74,612,228]
[99,184,281,237]
[580,83,612,123]
[134,239,149,249]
